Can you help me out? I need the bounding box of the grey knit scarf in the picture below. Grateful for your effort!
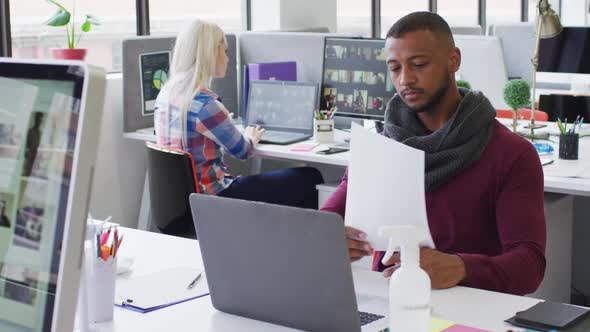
[382,88,496,192]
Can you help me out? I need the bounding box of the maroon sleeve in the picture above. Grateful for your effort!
[320,168,349,218]
[457,145,546,295]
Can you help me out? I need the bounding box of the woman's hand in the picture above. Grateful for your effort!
[244,126,265,146]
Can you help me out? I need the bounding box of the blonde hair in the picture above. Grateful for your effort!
[161,19,226,146]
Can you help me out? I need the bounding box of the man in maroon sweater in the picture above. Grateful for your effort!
[321,12,546,296]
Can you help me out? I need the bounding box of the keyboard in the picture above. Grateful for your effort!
[261,131,310,145]
[359,311,385,326]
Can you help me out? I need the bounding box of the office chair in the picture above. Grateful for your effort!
[146,142,199,239]
[496,109,549,121]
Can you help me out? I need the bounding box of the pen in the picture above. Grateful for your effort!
[187,273,202,290]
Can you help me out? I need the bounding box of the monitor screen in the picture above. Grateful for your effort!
[538,27,590,74]
[247,81,318,133]
[139,51,171,117]
[0,61,104,332]
[320,37,394,120]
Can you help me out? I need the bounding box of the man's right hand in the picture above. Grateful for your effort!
[345,226,373,262]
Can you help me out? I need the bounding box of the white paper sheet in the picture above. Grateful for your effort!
[542,159,590,178]
[345,124,434,251]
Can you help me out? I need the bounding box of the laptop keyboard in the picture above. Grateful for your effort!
[359,311,385,326]
[262,131,307,142]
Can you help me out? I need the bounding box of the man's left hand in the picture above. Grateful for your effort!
[382,248,466,289]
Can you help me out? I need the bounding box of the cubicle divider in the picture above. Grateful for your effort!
[238,31,341,118]
[450,25,483,36]
[489,23,536,84]
[122,34,238,133]
[453,35,509,108]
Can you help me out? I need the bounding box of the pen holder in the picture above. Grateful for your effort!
[559,134,579,160]
[314,119,335,144]
[85,248,117,323]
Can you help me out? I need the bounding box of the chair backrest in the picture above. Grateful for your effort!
[146,142,199,238]
[496,109,549,121]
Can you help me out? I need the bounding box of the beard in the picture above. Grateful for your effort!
[403,73,452,114]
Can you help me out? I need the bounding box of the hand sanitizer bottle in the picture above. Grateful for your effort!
[379,225,431,332]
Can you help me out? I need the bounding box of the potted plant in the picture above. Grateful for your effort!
[456,79,472,90]
[44,0,100,60]
[503,79,531,133]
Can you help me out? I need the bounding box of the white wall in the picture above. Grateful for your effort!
[251,0,337,32]
[89,74,146,228]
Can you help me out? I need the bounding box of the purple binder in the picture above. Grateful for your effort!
[242,61,297,118]
[248,61,297,81]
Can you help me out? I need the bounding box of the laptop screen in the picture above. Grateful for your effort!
[0,61,101,332]
[246,80,318,133]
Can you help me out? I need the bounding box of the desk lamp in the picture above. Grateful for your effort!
[529,0,562,139]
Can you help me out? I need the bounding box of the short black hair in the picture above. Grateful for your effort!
[386,11,454,47]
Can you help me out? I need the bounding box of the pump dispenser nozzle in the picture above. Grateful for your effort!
[379,225,429,267]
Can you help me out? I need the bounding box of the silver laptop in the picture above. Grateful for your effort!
[190,194,388,332]
[246,80,318,145]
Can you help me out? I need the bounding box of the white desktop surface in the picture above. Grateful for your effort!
[84,227,540,332]
[124,120,590,197]
[260,120,590,197]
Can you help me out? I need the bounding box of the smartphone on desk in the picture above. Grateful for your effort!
[316,147,349,155]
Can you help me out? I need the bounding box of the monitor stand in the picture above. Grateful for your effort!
[334,117,363,131]
[334,118,384,134]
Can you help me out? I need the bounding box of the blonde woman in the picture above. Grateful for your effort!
[155,20,323,208]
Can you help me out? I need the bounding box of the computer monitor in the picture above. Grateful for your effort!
[123,34,238,133]
[0,59,106,332]
[538,27,590,74]
[537,27,590,93]
[320,37,393,120]
[453,35,509,109]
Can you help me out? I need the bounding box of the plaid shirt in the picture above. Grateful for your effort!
[154,89,253,195]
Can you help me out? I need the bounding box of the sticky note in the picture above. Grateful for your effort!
[290,143,319,152]
[431,318,455,332]
[442,324,490,332]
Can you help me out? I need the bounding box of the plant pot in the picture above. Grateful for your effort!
[50,48,87,61]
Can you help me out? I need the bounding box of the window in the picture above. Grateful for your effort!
[149,0,243,36]
[250,0,281,31]
[337,0,371,37]
[529,0,561,22]
[437,0,479,26]
[380,0,429,38]
[487,0,521,27]
[10,0,136,72]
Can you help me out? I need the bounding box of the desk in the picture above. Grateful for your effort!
[124,121,590,197]
[255,121,590,197]
[125,120,586,303]
[85,227,540,332]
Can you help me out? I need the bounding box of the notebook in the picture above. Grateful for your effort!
[114,267,209,313]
